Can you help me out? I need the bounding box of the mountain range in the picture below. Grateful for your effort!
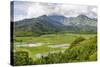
[13,14,97,36]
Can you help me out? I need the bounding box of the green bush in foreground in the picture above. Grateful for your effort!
[13,51,33,66]
[89,52,97,61]
[69,36,85,48]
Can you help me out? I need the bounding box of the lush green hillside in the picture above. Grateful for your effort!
[63,15,97,26]
[13,15,97,37]
[14,15,65,36]
[33,36,97,64]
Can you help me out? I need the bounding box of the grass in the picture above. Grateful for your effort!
[14,33,96,61]
[15,44,65,61]
[14,33,96,44]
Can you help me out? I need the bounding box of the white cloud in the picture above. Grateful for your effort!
[27,3,46,18]
[13,2,97,21]
[14,15,26,21]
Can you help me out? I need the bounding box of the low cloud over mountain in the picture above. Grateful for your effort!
[11,1,97,21]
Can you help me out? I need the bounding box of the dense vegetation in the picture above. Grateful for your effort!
[13,51,33,66]
[33,36,97,64]
[13,36,97,65]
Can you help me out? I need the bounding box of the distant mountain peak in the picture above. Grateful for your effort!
[46,14,65,23]
[38,15,48,18]
[77,14,89,18]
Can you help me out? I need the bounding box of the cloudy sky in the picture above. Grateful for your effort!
[11,1,97,21]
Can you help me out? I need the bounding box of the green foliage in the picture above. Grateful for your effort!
[13,51,33,66]
[89,52,97,61]
[33,36,97,64]
[70,36,85,48]
[28,58,33,65]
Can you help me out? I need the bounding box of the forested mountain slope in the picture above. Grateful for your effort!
[13,14,97,36]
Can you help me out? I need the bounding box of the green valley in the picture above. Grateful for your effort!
[13,33,97,65]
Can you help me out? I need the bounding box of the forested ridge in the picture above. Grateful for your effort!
[13,14,97,37]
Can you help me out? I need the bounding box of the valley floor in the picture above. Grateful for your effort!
[13,33,96,61]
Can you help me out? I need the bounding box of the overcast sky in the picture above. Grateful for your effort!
[12,1,97,21]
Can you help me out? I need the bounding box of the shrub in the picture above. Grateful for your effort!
[13,51,33,66]
[89,52,97,61]
[69,36,85,48]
